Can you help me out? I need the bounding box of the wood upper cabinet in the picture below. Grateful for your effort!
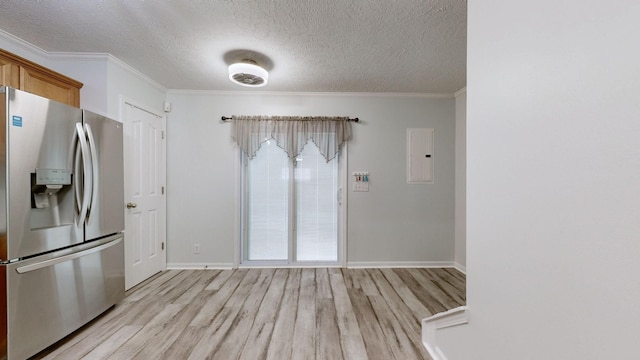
[0,49,83,107]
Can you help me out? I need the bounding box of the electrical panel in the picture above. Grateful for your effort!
[407,128,434,184]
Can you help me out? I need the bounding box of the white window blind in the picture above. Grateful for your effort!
[246,140,289,260]
[244,141,338,263]
[295,143,338,261]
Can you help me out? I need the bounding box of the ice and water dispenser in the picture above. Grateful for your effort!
[31,168,71,208]
[30,168,74,229]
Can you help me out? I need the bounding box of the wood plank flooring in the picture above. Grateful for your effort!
[33,268,465,360]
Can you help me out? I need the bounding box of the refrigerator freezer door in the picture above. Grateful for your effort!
[3,235,124,360]
[4,88,83,261]
[82,110,124,240]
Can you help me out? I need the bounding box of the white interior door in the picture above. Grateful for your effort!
[123,102,166,290]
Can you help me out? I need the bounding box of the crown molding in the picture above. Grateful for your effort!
[167,89,455,98]
[0,28,48,55]
[47,52,167,92]
[0,29,167,92]
[104,55,167,92]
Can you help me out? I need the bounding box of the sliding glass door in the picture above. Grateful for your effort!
[295,143,339,261]
[245,139,290,260]
[242,140,341,265]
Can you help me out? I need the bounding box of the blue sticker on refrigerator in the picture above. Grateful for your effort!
[12,115,22,127]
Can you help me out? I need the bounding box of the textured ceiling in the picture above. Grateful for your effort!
[0,0,466,93]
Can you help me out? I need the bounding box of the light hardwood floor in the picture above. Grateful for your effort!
[33,268,465,360]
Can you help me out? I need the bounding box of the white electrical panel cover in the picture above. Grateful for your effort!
[407,128,434,184]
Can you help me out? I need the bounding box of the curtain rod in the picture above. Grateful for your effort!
[221,116,359,123]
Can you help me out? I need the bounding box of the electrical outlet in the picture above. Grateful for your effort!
[193,243,200,254]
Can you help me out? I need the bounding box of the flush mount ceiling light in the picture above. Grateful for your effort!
[228,60,268,87]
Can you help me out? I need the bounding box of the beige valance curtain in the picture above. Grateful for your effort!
[231,115,353,162]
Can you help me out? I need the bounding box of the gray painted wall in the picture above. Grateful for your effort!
[165,92,456,266]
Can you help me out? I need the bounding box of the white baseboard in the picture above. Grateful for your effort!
[454,262,466,274]
[167,261,459,270]
[238,264,343,269]
[422,306,469,360]
[347,261,455,268]
[166,263,234,270]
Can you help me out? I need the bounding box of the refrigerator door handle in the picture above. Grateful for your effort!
[74,122,92,226]
[15,237,123,274]
[84,123,99,218]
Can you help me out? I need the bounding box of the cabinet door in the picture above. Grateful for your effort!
[20,66,80,107]
[0,48,82,107]
[0,54,20,88]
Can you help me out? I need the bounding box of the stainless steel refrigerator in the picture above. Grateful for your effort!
[0,86,125,360]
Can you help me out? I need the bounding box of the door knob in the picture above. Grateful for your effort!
[126,202,137,209]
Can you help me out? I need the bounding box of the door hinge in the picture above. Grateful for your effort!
[162,242,165,250]
[162,130,165,139]
[162,186,165,194]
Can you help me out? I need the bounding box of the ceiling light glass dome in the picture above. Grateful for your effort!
[228,60,268,87]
